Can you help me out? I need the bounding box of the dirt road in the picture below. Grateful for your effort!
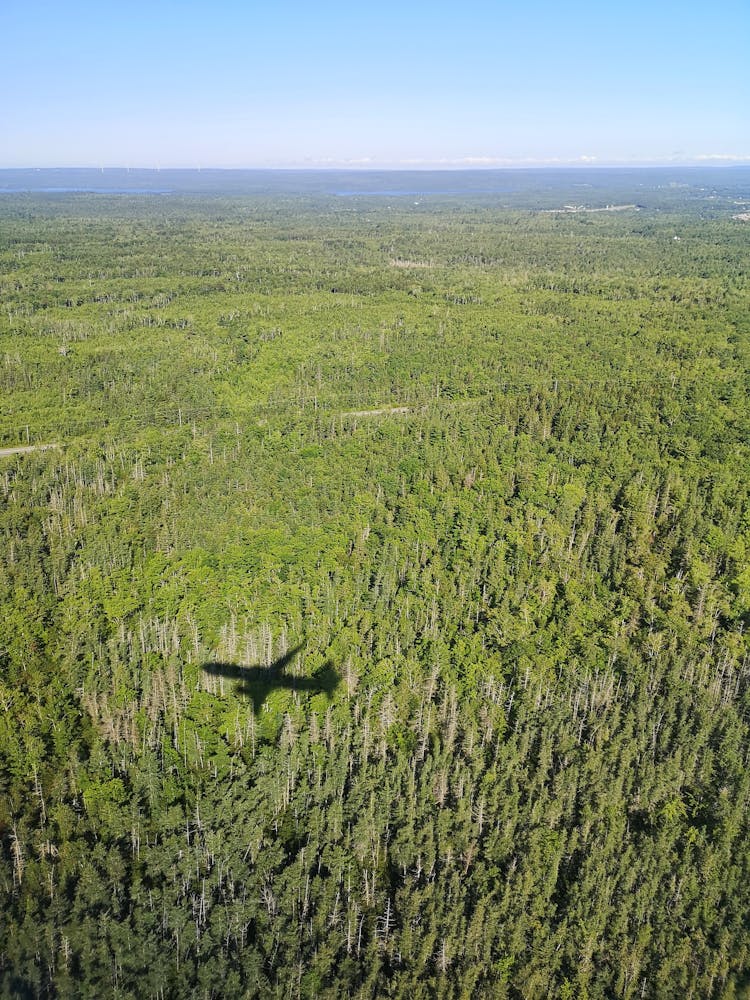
[0,443,60,457]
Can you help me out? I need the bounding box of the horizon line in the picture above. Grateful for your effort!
[2,160,750,173]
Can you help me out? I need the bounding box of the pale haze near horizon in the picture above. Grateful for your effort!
[1,0,748,169]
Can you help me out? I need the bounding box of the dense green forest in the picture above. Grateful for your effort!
[1,173,749,998]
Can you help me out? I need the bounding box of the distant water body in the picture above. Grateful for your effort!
[1,167,747,206]
[332,190,498,197]
[0,186,172,195]
[0,167,573,197]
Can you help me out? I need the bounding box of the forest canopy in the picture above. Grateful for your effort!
[1,169,749,998]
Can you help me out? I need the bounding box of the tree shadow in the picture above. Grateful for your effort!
[201,643,340,715]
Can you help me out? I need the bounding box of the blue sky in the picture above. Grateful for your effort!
[1,0,748,168]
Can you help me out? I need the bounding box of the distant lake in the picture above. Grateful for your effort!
[332,189,498,197]
[0,187,171,195]
[1,166,747,207]
[0,168,545,197]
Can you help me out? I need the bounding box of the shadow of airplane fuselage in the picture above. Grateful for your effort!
[201,644,339,715]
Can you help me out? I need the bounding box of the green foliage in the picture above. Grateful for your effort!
[0,182,749,998]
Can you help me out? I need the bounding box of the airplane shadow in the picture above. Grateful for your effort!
[201,643,340,715]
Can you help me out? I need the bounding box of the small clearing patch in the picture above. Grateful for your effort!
[542,204,638,214]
